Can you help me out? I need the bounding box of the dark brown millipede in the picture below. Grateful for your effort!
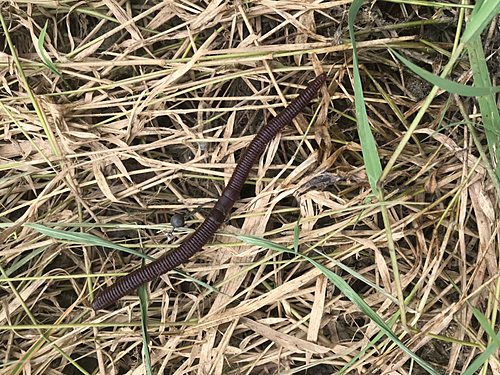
[92,73,327,310]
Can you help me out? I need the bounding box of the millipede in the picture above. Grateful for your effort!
[92,72,327,310]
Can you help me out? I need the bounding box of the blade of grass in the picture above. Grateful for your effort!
[447,274,500,375]
[467,33,500,179]
[0,263,91,375]
[25,223,156,261]
[462,341,499,375]
[138,233,153,375]
[0,12,60,161]
[349,0,406,326]
[38,21,71,90]
[237,234,440,375]
[348,0,382,193]
[25,223,224,295]
[381,0,500,183]
[461,0,500,44]
[0,245,49,279]
[389,48,500,97]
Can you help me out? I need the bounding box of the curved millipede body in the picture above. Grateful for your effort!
[92,73,326,310]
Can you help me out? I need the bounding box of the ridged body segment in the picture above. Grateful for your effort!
[92,73,326,310]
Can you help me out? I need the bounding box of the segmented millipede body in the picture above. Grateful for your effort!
[92,73,326,310]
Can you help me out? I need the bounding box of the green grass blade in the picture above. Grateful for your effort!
[472,306,500,348]
[461,0,500,44]
[25,223,156,261]
[8,339,45,375]
[38,22,59,76]
[26,223,225,296]
[390,48,500,96]
[462,336,498,375]
[0,12,61,160]
[1,245,49,279]
[461,291,500,374]
[317,250,414,311]
[293,216,300,253]
[38,21,72,90]
[237,234,439,375]
[467,34,500,180]
[139,242,153,375]
[348,0,382,193]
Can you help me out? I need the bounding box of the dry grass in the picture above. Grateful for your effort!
[1,1,500,374]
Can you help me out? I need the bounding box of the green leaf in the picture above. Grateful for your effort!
[348,0,382,194]
[38,21,72,90]
[0,245,49,279]
[467,33,500,179]
[26,223,225,296]
[175,268,227,296]
[461,0,500,44]
[293,216,300,253]
[390,48,500,97]
[139,245,153,375]
[25,223,156,261]
[237,234,440,375]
